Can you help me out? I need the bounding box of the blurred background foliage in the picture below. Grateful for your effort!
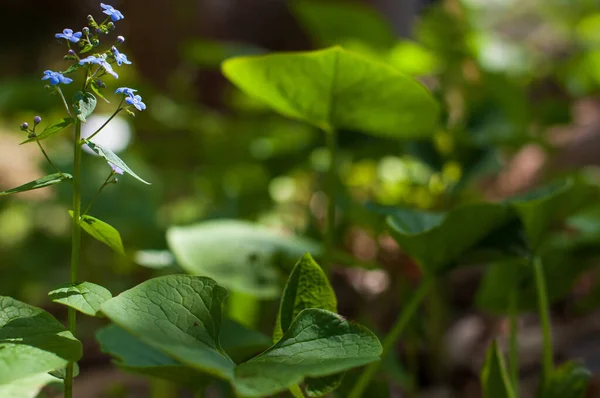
[2,0,600,396]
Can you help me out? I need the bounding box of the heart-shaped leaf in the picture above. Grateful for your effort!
[0,372,60,398]
[74,91,97,123]
[85,140,151,185]
[0,296,82,385]
[480,340,515,398]
[540,361,591,398]
[69,212,125,256]
[167,220,321,299]
[100,275,235,380]
[49,282,112,317]
[0,173,72,197]
[222,46,439,139]
[20,118,74,144]
[387,203,509,273]
[234,308,382,397]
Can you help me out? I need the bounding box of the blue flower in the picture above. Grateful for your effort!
[115,87,137,97]
[55,28,82,43]
[42,70,73,85]
[79,55,118,79]
[101,3,124,21]
[79,55,103,65]
[126,94,146,111]
[111,47,131,66]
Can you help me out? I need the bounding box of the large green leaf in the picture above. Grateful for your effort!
[0,372,60,398]
[0,173,72,197]
[234,308,382,397]
[480,341,515,398]
[20,118,74,144]
[49,282,112,317]
[387,203,509,273]
[540,361,591,398]
[222,46,439,139]
[100,275,235,380]
[69,212,125,256]
[73,91,97,123]
[0,296,82,385]
[85,140,151,185]
[166,220,321,299]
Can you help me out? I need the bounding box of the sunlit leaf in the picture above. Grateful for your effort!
[0,173,72,197]
[73,91,97,123]
[85,140,151,185]
[69,212,125,256]
[49,281,112,317]
[20,118,74,144]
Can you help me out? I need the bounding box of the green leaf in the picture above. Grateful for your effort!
[166,220,321,299]
[80,43,94,54]
[0,173,72,197]
[234,309,381,397]
[305,373,344,397]
[387,203,509,273]
[480,341,515,398]
[100,275,235,380]
[62,63,83,75]
[292,0,395,48]
[0,296,82,385]
[69,212,125,256]
[96,325,210,389]
[20,118,74,144]
[90,81,110,103]
[541,361,591,398]
[85,140,151,185]
[49,281,112,317]
[0,372,60,398]
[73,91,97,123]
[222,46,439,139]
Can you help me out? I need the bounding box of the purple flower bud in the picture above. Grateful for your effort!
[116,36,125,44]
[20,122,29,131]
[28,132,36,139]
[68,49,75,56]
[33,116,42,125]
[95,28,102,34]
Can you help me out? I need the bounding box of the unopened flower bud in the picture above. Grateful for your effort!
[33,116,42,125]
[95,79,106,88]
[112,177,119,184]
[91,38,100,46]
[107,22,115,31]
[116,36,125,44]
[68,49,75,56]
[20,122,29,131]
[28,132,36,139]
[82,27,90,35]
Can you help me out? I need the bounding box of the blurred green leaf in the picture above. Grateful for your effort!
[0,296,82,385]
[481,341,515,398]
[73,91,97,123]
[70,212,126,256]
[222,47,439,139]
[167,220,320,299]
[305,373,345,397]
[49,281,112,317]
[20,118,74,144]
[0,372,60,398]
[233,309,382,397]
[183,39,265,68]
[219,319,272,361]
[0,173,72,197]
[541,361,591,398]
[85,140,151,185]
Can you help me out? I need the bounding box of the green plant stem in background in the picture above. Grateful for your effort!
[324,128,337,271]
[348,276,435,398]
[508,290,519,393]
[64,121,83,398]
[533,255,553,383]
[150,379,178,398]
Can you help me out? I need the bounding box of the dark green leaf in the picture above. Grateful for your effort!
[541,361,591,398]
[100,275,235,380]
[222,47,439,139]
[305,373,345,397]
[49,282,112,317]
[0,296,82,385]
[166,220,320,299]
[0,173,72,197]
[233,308,382,397]
[85,140,151,185]
[73,91,97,123]
[69,212,125,256]
[387,203,509,273]
[480,341,515,398]
[20,118,74,144]
[220,319,271,361]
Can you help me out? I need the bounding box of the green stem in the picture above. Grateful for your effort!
[324,128,337,271]
[82,172,115,216]
[56,87,73,118]
[508,290,520,394]
[533,255,553,383]
[348,276,435,398]
[35,138,65,178]
[64,121,83,398]
[86,104,123,142]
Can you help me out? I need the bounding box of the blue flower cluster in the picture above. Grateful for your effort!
[116,87,146,111]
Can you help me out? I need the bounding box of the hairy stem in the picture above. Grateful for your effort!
[348,276,435,398]
[508,290,520,393]
[64,121,83,398]
[533,255,553,382]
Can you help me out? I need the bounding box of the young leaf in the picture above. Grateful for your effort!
[100,275,236,380]
[222,46,439,139]
[0,173,72,197]
[0,296,82,385]
[0,372,60,398]
[167,220,321,299]
[387,203,509,274]
[234,309,382,397]
[480,341,515,398]
[540,361,591,398]
[69,211,125,256]
[20,118,74,144]
[96,325,211,389]
[49,281,112,317]
[74,91,97,123]
[85,140,151,185]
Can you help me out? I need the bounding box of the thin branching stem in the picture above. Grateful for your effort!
[82,171,115,216]
[533,255,554,382]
